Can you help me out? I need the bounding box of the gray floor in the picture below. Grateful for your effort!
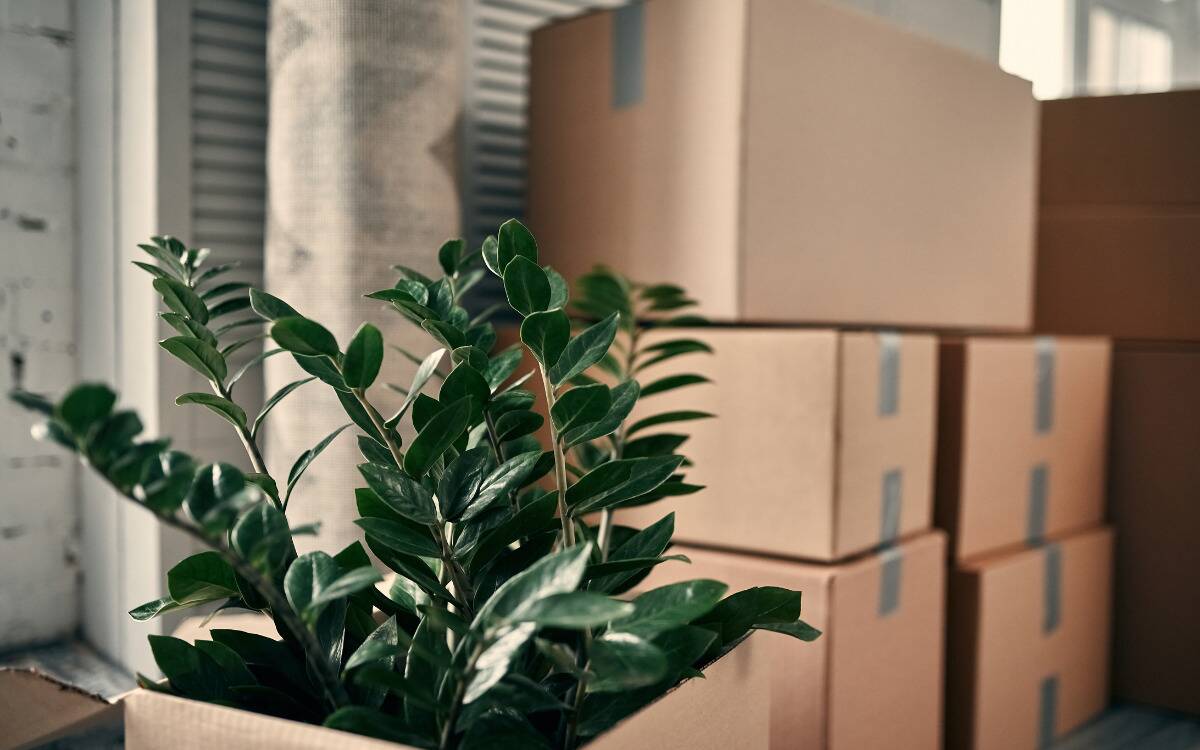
[3,640,1199,748]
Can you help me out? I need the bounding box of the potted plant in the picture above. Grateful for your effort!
[10,221,819,749]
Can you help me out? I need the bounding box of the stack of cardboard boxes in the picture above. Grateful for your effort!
[527,0,1116,748]
[1036,90,1200,718]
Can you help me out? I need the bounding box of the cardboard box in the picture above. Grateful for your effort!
[1036,90,1200,340]
[647,532,945,749]
[936,336,1110,562]
[1107,343,1200,714]
[0,630,772,750]
[617,328,937,562]
[529,0,1037,329]
[946,526,1113,750]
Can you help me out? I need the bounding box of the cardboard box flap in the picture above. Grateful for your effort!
[0,668,122,750]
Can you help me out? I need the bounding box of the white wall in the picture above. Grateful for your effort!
[0,0,79,649]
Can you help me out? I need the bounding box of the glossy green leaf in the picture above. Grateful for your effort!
[183,462,246,525]
[463,622,536,704]
[286,424,352,506]
[439,364,489,422]
[693,586,803,646]
[56,383,116,435]
[639,373,710,398]
[612,580,728,638]
[284,551,340,623]
[755,619,822,641]
[566,456,685,514]
[493,410,543,442]
[588,633,668,693]
[475,542,592,624]
[502,256,551,316]
[343,323,384,389]
[249,288,300,321]
[166,551,239,606]
[550,383,611,436]
[160,312,218,347]
[270,316,339,358]
[548,312,619,385]
[626,410,714,437]
[129,596,185,622]
[403,396,472,478]
[355,516,441,557]
[323,707,436,749]
[175,392,246,428]
[153,277,209,324]
[231,501,294,577]
[563,379,639,447]
[251,377,315,439]
[438,446,492,521]
[160,336,227,383]
[438,238,464,275]
[512,591,633,628]
[358,462,438,524]
[461,450,541,522]
[496,219,537,270]
[519,309,570,369]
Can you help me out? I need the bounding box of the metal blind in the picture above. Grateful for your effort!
[191,0,268,280]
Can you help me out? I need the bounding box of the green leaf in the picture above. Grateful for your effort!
[460,708,550,750]
[622,433,688,459]
[513,591,633,629]
[481,234,502,276]
[56,383,116,435]
[355,516,441,557]
[421,319,465,350]
[439,446,492,521]
[183,462,246,526]
[466,491,558,570]
[550,383,611,436]
[626,410,714,437]
[584,555,690,584]
[228,348,287,388]
[160,336,227,383]
[461,450,542,522]
[194,261,240,287]
[475,543,593,624]
[137,451,200,515]
[639,373,710,398]
[588,633,669,693]
[231,501,295,577]
[693,586,803,647]
[284,551,341,623]
[307,566,383,612]
[153,277,209,324]
[497,219,538,270]
[175,392,246,428]
[295,352,350,391]
[405,618,449,733]
[286,424,352,506]
[388,348,445,426]
[138,240,187,278]
[463,622,537,704]
[270,316,339,358]
[612,580,728,637]
[251,377,315,438]
[200,281,251,301]
[519,309,570,369]
[439,364,489,422]
[194,640,256,687]
[635,338,713,371]
[484,346,523,391]
[563,379,639,447]
[248,288,300,321]
[166,551,239,606]
[544,266,569,310]
[129,596,185,621]
[344,616,403,673]
[208,296,251,319]
[403,396,472,478]
[494,410,543,442]
[566,456,685,514]
[335,388,390,447]
[590,511,676,592]
[147,635,228,701]
[502,256,551,316]
[548,312,619,385]
[10,389,54,416]
[438,238,464,275]
[358,462,438,524]
[133,260,173,281]
[160,313,218,347]
[755,619,822,641]
[323,707,436,749]
[343,323,384,389]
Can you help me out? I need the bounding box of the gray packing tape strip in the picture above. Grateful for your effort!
[1038,675,1059,748]
[881,468,902,544]
[1035,337,1056,434]
[878,545,903,617]
[878,332,901,416]
[611,2,645,108]
[1043,543,1062,634]
[1028,463,1049,544]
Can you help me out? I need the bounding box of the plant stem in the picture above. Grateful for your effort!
[563,661,591,750]
[209,380,273,499]
[97,475,349,710]
[539,367,575,547]
[352,388,405,470]
[439,642,484,750]
[596,510,614,562]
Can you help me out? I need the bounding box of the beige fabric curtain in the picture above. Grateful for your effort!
[264,1,463,551]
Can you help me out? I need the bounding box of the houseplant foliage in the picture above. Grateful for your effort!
[11,225,819,749]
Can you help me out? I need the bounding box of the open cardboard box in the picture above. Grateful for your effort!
[1,614,772,750]
[529,0,1037,329]
[644,531,946,749]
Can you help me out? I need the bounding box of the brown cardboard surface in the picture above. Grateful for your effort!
[0,669,122,750]
[946,526,1113,750]
[936,336,1110,562]
[1040,90,1200,205]
[646,532,945,749]
[529,0,1037,329]
[618,328,936,562]
[1035,90,1200,340]
[1107,343,1200,713]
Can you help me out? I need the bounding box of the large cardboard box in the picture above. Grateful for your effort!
[1036,90,1200,340]
[619,328,937,562]
[935,336,1110,562]
[528,0,1037,330]
[946,526,1113,750]
[1108,343,1200,714]
[0,631,772,750]
[647,532,945,750]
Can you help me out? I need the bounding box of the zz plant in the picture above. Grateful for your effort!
[11,223,818,749]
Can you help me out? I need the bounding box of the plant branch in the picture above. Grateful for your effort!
[95,474,349,710]
[210,380,272,488]
[439,641,484,750]
[539,367,576,547]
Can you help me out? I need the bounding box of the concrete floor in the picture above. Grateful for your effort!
[3,640,1199,748]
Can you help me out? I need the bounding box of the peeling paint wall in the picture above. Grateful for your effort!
[0,0,78,649]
